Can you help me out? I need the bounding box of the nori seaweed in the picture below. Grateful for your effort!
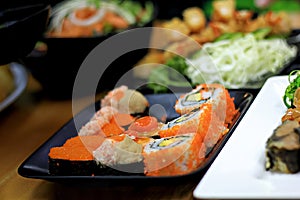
[48,157,145,176]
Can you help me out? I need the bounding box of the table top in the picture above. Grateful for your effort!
[0,75,199,200]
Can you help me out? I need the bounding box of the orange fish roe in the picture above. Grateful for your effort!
[224,89,238,125]
[101,117,125,137]
[49,135,104,161]
[159,125,181,138]
[159,104,215,144]
[109,134,126,142]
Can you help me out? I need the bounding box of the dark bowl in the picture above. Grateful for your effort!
[0,4,50,65]
[20,0,158,99]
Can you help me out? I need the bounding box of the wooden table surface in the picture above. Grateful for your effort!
[0,75,201,200]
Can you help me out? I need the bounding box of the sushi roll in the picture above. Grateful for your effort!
[159,104,227,148]
[101,85,149,115]
[174,84,237,125]
[48,135,104,175]
[79,106,134,137]
[143,133,206,176]
[174,84,224,114]
[127,116,163,138]
[93,134,144,174]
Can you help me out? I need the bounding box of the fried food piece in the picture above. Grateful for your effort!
[183,7,206,33]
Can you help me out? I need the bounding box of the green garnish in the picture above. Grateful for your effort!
[147,56,191,93]
[283,70,300,108]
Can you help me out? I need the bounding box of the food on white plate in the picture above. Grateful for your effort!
[265,71,300,174]
[47,0,154,37]
[48,84,238,176]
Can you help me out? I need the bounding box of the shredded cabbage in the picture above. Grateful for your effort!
[186,33,297,88]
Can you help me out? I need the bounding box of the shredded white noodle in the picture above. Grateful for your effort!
[186,33,297,88]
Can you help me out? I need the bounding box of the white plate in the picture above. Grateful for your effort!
[193,75,300,199]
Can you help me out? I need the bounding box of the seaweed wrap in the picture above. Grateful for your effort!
[265,120,300,173]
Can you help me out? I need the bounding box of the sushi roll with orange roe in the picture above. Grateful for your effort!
[159,104,228,148]
[143,133,206,176]
[174,84,237,126]
[101,85,149,115]
[48,135,104,175]
[78,106,134,137]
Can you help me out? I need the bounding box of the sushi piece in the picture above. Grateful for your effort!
[265,120,300,173]
[93,134,144,174]
[101,85,149,115]
[143,133,206,176]
[127,116,163,138]
[48,135,104,175]
[159,104,228,148]
[174,84,237,125]
[79,106,134,137]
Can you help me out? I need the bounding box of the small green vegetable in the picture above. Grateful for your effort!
[283,70,300,108]
[147,56,190,93]
[252,27,272,40]
[214,32,244,42]
[165,56,188,75]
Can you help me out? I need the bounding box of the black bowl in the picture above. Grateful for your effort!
[0,4,50,65]
[21,0,157,99]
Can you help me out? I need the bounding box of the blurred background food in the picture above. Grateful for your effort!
[133,0,300,93]
[2,0,300,98]
[47,0,154,37]
[19,0,157,99]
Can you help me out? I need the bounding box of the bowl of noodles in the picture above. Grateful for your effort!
[21,0,156,99]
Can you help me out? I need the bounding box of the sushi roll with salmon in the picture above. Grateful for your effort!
[143,133,206,176]
[126,116,163,138]
[101,85,149,115]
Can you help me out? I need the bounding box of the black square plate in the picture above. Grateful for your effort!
[18,90,253,185]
